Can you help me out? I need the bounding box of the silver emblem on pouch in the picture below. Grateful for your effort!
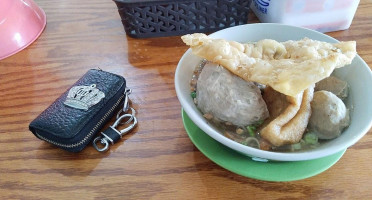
[64,84,105,110]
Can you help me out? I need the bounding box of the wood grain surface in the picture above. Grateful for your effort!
[0,0,371,199]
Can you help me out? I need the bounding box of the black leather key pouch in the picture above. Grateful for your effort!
[29,69,126,152]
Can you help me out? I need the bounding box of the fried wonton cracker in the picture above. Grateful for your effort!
[181,33,356,97]
[261,86,314,146]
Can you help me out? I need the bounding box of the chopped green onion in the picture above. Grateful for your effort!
[191,91,196,98]
[253,120,264,127]
[304,132,318,145]
[246,125,256,137]
[291,143,302,150]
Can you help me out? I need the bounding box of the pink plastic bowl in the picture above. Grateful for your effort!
[0,0,46,60]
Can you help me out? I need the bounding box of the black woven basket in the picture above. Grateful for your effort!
[114,0,252,38]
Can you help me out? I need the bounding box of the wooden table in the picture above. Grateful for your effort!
[1,0,371,199]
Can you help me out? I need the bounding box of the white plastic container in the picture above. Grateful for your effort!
[250,0,360,33]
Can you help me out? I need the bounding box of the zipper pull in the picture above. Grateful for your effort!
[123,88,132,113]
[115,88,133,119]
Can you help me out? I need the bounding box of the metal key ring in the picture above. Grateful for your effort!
[93,136,109,152]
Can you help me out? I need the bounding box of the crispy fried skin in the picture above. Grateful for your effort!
[181,33,356,97]
[261,86,314,146]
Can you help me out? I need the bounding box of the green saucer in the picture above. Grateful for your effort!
[182,110,346,182]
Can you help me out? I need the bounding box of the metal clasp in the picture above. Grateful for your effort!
[112,113,138,135]
[93,88,137,152]
[93,136,110,152]
[93,111,137,152]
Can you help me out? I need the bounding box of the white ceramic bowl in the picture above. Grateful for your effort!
[175,23,372,161]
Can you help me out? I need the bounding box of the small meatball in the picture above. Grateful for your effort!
[315,76,348,100]
[308,91,350,139]
[196,62,269,126]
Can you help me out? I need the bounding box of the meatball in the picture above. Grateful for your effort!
[315,76,349,100]
[196,62,269,126]
[308,91,350,139]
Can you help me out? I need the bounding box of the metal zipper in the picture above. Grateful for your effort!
[35,94,125,149]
